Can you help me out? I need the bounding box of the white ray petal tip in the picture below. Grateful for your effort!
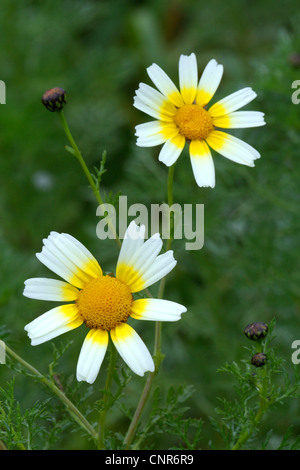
[150,232,161,240]
[146,63,157,74]
[180,52,196,60]
[125,221,146,240]
[76,374,96,384]
[139,359,155,375]
[198,182,216,188]
[158,154,172,166]
[23,288,28,297]
[206,58,222,70]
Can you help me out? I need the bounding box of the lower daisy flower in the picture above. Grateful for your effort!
[23,222,186,384]
[134,52,266,188]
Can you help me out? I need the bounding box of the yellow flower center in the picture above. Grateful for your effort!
[76,275,133,330]
[173,104,214,141]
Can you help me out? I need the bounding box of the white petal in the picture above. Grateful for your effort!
[135,251,177,289]
[136,134,167,147]
[36,250,79,288]
[110,323,154,376]
[189,140,215,188]
[131,298,187,321]
[135,83,166,112]
[54,233,102,278]
[135,121,165,137]
[207,130,261,166]
[36,232,102,288]
[158,135,185,167]
[134,83,176,120]
[117,234,162,290]
[23,278,79,301]
[24,304,82,345]
[179,53,198,104]
[116,223,177,293]
[133,96,163,121]
[135,121,179,148]
[117,221,146,268]
[117,231,163,292]
[76,329,108,384]
[197,59,224,106]
[147,63,183,107]
[209,87,257,117]
[213,111,266,129]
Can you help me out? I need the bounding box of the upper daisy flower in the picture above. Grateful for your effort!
[134,53,266,188]
[23,221,186,384]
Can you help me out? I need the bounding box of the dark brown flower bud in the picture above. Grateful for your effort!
[42,87,66,112]
[251,352,267,367]
[244,322,268,341]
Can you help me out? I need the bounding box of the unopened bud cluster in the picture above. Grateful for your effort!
[244,322,269,368]
[42,87,66,112]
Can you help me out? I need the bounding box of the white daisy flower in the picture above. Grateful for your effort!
[134,53,266,188]
[23,221,186,384]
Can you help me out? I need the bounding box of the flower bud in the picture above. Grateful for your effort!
[42,87,66,112]
[244,322,268,341]
[251,352,267,368]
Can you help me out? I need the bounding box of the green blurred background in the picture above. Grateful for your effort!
[1,0,300,449]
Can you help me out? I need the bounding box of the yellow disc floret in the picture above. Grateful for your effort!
[174,104,214,141]
[76,275,133,330]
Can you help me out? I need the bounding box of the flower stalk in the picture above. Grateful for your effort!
[57,110,121,247]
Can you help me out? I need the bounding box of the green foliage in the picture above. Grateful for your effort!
[0,379,50,450]
[1,0,300,451]
[94,366,132,418]
[212,320,300,450]
[1,343,204,450]
[91,150,108,191]
[134,385,203,450]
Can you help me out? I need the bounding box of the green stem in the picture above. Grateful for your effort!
[98,341,117,449]
[123,163,176,449]
[5,344,98,445]
[57,111,120,247]
[232,355,269,450]
[231,392,269,449]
